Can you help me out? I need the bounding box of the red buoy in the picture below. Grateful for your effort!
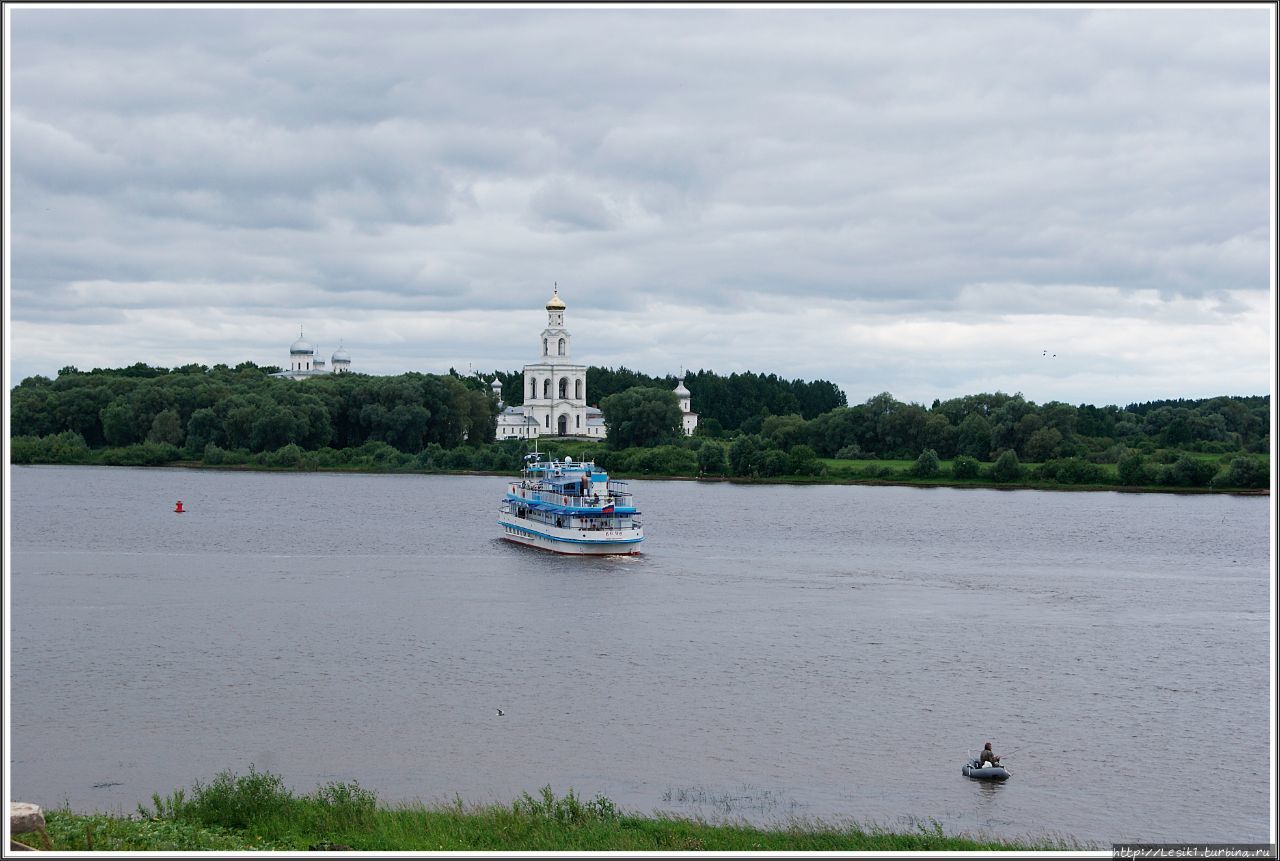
[174,501,185,513]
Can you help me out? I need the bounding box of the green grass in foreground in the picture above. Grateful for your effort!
[35,767,1083,852]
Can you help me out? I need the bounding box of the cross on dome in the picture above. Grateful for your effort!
[546,283,566,311]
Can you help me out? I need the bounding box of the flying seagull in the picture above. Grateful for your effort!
[496,708,505,716]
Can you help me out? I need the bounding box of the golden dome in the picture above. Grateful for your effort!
[545,287,566,311]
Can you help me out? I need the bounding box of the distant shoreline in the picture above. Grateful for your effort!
[15,460,1268,496]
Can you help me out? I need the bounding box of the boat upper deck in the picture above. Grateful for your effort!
[510,456,637,514]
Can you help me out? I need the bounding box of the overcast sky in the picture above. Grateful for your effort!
[4,4,1273,408]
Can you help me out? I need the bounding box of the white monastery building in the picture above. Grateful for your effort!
[495,287,607,439]
[494,288,697,440]
[271,329,353,380]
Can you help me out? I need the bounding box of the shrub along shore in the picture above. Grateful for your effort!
[9,433,1269,494]
[28,767,1084,852]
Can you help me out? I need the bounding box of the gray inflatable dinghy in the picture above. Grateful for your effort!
[963,758,1010,780]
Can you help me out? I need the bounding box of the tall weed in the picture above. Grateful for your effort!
[182,764,296,829]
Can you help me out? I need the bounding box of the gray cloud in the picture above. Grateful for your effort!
[6,6,1272,404]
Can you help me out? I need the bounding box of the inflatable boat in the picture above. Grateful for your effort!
[963,757,1010,780]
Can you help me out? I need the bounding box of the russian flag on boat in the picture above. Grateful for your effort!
[601,504,615,514]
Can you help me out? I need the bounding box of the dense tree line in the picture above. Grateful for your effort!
[10,363,496,458]
[9,364,1269,490]
[794,390,1269,461]
[582,385,1269,487]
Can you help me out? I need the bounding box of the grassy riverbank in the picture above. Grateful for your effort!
[28,768,1081,852]
[12,449,1269,496]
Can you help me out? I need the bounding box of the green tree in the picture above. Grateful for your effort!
[385,403,433,452]
[693,417,725,438]
[1211,456,1269,489]
[146,409,185,447]
[921,414,957,459]
[600,387,682,449]
[10,378,58,437]
[1159,455,1217,487]
[1023,427,1063,462]
[250,405,300,452]
[951,455,980,479]
[991,450,1022,482]
[761,414,809,450]
[100,400,139,447]
[787,443,822,476]
[910,448,940,477]
[956,413,992,460]
[53,384,113,447]
[1037,457,1103,485]
[1116,451,1151,485]
[752,448,790,477]
[727,435,761,476]
[697,440,728,475]
[268,443,305,469]
[807,407,870,457]
[877,401,928,458]
[222,398,260,451]
[1040,401,1078,437]
[988,395,1034,454]
[10,431,91,464]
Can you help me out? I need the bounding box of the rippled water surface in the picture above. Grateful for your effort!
[7,465,1272,845]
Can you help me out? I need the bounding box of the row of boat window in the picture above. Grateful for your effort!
[513,508,630,530]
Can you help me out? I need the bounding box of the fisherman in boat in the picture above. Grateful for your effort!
[979,742,1000,766]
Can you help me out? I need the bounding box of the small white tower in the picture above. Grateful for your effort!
[491,377,504,408]
[331,342,351,374]
[290,328,316,372]
[674,378,698,436]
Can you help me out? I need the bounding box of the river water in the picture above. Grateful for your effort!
[6,465,1273,846]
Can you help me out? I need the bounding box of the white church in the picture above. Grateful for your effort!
[493,288,697,440]
[270,329,353,380]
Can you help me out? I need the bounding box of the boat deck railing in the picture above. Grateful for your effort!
[500,504,643,532]
[508,483,634,510]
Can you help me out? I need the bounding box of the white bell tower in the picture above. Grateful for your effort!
[541,284,570,358]
[523,286,589,436]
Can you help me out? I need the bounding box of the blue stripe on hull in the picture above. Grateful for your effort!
[497,520,643,556]
[501,535,641,556]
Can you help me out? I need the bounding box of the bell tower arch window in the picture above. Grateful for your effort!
[558,338,566,356]
[559,377,568,399]
[542,378,551,399]
[574,379,582,400]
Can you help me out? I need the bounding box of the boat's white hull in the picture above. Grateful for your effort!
[497,517,643,555]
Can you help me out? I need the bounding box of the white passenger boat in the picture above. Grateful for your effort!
[497,453,644,555]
